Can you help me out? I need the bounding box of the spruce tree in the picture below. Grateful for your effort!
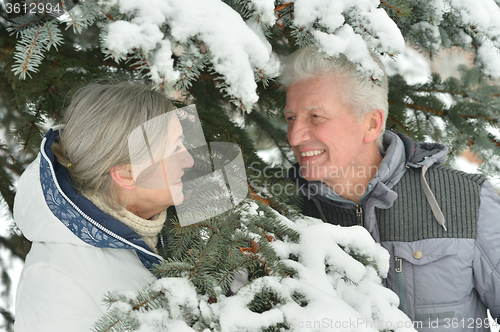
[1,0,500,330]
[93,203,413,332]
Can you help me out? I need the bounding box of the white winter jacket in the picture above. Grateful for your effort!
[14,129,164,332]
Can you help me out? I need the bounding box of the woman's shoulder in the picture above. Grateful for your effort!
[15,242,156,332]
[22,241,155,291]
[17,241,156,318]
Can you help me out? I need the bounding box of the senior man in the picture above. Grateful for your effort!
[282,46,500,331]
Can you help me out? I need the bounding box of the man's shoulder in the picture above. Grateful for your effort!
[426,164,487,187]
[378,164,486,242]
[389,164,487,206]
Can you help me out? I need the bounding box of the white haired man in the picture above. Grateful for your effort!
[282,47,500,331]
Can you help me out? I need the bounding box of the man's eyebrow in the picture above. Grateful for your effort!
[305,105,327,111]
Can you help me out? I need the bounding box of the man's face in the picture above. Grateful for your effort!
[284,74,372,187]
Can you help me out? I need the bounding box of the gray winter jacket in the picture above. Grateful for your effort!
[288,130,500,331]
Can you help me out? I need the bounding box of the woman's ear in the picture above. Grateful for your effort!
[109,164,136,190]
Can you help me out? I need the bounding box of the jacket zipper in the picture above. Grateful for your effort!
[325,193,368,227]
[356,203,363,226]
[395,257,406,313]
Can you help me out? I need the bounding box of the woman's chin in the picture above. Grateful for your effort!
[170,190,185,206]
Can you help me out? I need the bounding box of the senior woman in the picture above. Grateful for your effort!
[13,82,194,331]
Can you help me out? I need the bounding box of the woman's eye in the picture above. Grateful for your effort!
[169,144,184,156]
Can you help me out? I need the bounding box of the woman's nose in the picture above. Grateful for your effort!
[181,150,194,169]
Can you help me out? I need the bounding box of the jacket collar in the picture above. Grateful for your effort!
[393,131,448,168]
[39,129,163,271]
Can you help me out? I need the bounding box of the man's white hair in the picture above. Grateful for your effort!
[280,47,389,149]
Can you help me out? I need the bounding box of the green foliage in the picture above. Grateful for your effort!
[8,20,63,79]
[155,198,300,300]
[94,212,404,332]
[247,286,285,313]
[93,190,303,331]
[387,66,500,173]
[93,278,202,332]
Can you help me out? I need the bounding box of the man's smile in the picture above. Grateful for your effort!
[300,149,326,157]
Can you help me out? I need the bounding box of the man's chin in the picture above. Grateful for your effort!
[299,168,327,182]
[303,177,327,184]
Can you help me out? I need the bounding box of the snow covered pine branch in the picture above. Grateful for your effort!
[7,0,407,111]
[96,0,406,111]
[9,0,500,111]
[93,200,415,332]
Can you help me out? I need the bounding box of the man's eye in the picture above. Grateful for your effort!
[312,114,319,118]
[286,116,295,121]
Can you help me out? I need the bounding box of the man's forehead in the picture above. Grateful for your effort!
[283,105,328,114]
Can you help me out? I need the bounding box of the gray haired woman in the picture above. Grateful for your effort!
[13,82,194,331]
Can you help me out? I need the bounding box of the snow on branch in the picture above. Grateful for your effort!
[94,206,415,332]
[99,0,404,110]
[406,0,500,79]
[13,0,500,111]
[8,0,406,109]
[452,0,500,77]
[289,0,405,82]
[100,0,280,110]
[248,0,275,26]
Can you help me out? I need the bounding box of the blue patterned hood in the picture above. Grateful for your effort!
[14,129,163,270]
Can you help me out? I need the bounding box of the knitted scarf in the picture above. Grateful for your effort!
[85,193,166,253]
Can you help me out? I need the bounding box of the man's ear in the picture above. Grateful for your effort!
[363,109,385,144]
[109,164,136,190]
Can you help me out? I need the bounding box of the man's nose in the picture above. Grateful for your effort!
[288,118,312,146]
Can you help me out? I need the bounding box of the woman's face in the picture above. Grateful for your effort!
[132,114,194,218]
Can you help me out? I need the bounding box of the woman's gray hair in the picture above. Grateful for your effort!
[279,47,389,149]
[52,81,175,208]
